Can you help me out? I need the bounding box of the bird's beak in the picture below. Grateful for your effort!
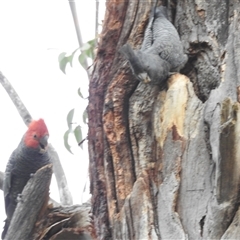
[39,135,49,152]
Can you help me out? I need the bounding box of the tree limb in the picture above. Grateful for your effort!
[48,144,73,205]
[68,0,90,79]
[0,71,73,205]
[95,0,99,45]
[0,72,32,125]
[5,164,53,240]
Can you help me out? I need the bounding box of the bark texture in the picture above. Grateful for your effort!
[2,165,92,240]
[88,0,240,239]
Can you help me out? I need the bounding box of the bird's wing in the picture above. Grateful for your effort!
[3,150,17,206]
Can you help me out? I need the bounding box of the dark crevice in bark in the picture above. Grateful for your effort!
[104,136,118,213]
[204,121,216,191]
[203,121,213,164]
[184,43,220,102]
[149,179,161,240]
[125,201,132,240]
[128,198,135,239]
[169,0,177,23]
[199,215,206,237]
[124,83,139,183]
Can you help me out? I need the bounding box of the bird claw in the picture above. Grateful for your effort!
[138,72,151,83]
[168,72,178,77]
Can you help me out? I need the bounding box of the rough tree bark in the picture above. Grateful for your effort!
[88,0,240,239]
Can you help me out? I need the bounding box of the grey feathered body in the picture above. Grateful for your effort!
[2,137,51,239]
[120,44,170,85]
[145,12,188,71]
[120,6,187,85]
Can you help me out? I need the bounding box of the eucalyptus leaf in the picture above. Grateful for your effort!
[82,108,88,124]
[67,108,75,129]
[63,129,73,154]
[78,53,87,70]
[78,87,84,98]
[74,125,82,148]
[58,52,67,62]
[58,53,69,74]
[81,42,91,51]
[69,48,80,67]
[85,48,94,59]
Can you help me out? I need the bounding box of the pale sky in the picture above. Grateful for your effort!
[0,0,105,231]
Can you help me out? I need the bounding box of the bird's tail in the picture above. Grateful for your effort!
[1,219,10,240]
[119,44,144,75]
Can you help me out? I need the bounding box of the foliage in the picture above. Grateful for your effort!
[58,39,95,74]
[59,39,94,154]
[64,108,84,154]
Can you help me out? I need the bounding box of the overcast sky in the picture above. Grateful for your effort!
[0,0,105,230]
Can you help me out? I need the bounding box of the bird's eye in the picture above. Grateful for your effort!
[33,134,37,139]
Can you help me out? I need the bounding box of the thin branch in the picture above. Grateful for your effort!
[48,144,73,205]
[5,165,53,240]
[95,0,99,45]
[0,71,73,205]
[0,72,32,125]
[68,0,90,79]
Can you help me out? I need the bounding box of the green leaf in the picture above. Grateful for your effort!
[74,125,82,148]
[58,52,67,62]
[85,48,94,59]
[67,55,74,67]
[67,108,75,129]
[81,39,95,59]
[88,39,96,47]
[78,53,87,70]
[69,48,80,67]
[64,129,73,154]
[58,52,68,74]
[82,108,88,124]
[81,42,91,51]
[78,87,84,98]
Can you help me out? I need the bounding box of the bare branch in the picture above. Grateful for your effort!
[68,0,90,79]
[0,71,73,205]
[5,164,53,240]
[48,144,73,205]
[0,72,32,125]
[95,0,99,44]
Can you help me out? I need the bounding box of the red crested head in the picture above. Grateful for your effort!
[24,119,49,151]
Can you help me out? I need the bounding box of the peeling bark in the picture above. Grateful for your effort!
[89,0,240,239]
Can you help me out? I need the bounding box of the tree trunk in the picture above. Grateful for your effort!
[88,0,240,239]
